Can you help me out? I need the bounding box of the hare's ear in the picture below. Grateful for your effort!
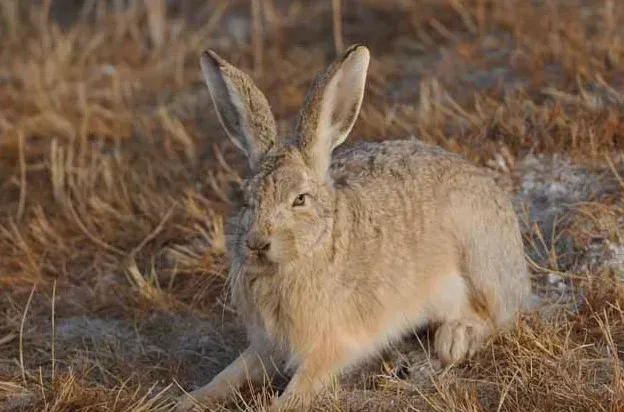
[200,50,276,168]
[296,45,370,175]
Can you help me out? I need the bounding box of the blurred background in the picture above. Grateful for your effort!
[0,1,623,411]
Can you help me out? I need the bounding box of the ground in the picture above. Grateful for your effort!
[0,0,623,411]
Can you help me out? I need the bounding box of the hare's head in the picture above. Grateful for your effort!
[200,45,369,265]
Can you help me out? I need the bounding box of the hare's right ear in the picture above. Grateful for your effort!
[295,45,370,176]
[200,50,276,169]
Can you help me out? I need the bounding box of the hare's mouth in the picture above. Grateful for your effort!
[244,252,277,275]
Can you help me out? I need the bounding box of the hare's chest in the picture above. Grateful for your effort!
[231,273,292,343]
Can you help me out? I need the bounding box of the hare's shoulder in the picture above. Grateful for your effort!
[329,138,469,186]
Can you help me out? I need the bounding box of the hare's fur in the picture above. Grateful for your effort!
[178,45,530,411]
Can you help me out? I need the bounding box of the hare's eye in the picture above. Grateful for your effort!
[292,193,307,207]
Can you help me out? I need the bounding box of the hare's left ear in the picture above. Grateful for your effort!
[295,45,370,176]
[200,50,277,169]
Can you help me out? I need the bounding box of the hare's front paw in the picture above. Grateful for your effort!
[434,319,486,366]
[176,394,199,412]
[268,395,298,412]
[268,389,315,412]
[176,392,218,412]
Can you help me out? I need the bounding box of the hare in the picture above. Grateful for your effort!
[177,44,531,411]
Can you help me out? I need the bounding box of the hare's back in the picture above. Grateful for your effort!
[329,138,478,188]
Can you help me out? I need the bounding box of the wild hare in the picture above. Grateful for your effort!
[177,45,531,411]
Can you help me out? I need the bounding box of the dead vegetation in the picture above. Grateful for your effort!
[0,0,623,411]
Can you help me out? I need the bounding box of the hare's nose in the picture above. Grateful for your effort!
[246,233,270,252]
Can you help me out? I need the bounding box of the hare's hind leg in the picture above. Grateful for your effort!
[432,188,530,366]
[427,272,493,366]
[177,345,278,411]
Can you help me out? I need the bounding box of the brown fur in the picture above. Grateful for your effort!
[178,45,531,411]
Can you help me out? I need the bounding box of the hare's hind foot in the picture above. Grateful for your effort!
[434,318,490,366]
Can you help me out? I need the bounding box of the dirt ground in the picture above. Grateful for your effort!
[0,1,623,411]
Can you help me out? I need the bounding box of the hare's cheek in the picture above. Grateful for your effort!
[267,230,298,261]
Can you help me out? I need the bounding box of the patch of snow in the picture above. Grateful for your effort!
[514,155,607,225]
[513,155,617,271]
[606,243,624,276]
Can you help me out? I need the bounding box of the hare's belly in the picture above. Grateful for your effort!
[340,268,470,355]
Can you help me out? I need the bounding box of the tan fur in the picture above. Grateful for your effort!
[178,45,531,411]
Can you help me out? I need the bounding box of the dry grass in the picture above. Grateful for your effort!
[0,0,623,411]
